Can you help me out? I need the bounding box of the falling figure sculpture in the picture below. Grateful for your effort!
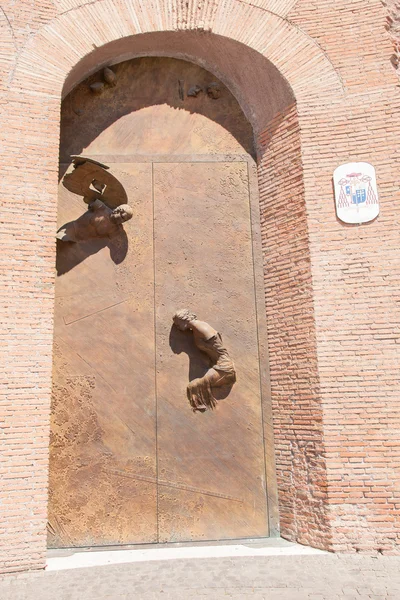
[173,309,236,412]
[56,198,133,242]
[56,155,133,243]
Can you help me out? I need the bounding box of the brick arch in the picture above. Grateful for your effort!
[61,30,297,139]
[2,0,348,572]
[45,29,334,552]
[11,0,343,107]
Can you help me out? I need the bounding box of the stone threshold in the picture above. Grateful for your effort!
[46,538,326,571]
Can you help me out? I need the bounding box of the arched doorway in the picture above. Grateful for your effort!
[49,56,274,548]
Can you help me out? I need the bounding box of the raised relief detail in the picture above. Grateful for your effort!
[57,156,133,242]
[56,199,133,242]
[173,309,236,412]
[90,82,105,95]
[187,85,203,97]
[89,67,117,94]
[207,83,221,99]
[103,67,117,87]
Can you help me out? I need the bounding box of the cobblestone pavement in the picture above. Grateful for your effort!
[1,552,400,599]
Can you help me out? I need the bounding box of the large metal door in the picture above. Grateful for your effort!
[48,158,269,547]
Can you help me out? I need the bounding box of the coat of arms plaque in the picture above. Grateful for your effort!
[333,162,379,224]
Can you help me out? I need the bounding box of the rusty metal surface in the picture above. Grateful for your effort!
[154,162,268,542]
[48,164,157,548]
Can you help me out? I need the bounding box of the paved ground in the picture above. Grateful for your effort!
[1,542,400,599]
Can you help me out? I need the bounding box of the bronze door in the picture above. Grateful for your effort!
[48,159,269,547]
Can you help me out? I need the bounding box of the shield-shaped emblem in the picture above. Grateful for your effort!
[333,162,379,224]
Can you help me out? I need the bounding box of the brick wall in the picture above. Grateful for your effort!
[383,0,400,78]
[258,104,331,550]
[286,0,400,553]
[0,0,399,572]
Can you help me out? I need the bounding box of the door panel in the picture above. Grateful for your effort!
[49,159,269,547]
[154,162,269,542]
[48,164,157,547]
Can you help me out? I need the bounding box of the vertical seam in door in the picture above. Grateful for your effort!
[152,161,160,543]
[245,160,270,536]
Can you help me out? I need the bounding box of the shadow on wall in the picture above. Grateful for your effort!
[56,230,128,276]
[61,31,296,143]
[59,56,257,163]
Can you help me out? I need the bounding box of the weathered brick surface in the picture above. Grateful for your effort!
[257,104,331,550]
[382,0,400,79]
[0,0,399,573]
[299,88,400,553]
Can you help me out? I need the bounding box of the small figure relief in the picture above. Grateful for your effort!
[187,85,203,97]
[56,199,133,242]
[90,82,105,95]
[172,309,236,412]
[89,67,117,94]
[207,83,221,99]
[103,67,117,87]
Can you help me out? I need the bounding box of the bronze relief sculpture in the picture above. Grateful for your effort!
[56,199,133,242]
[172,309,236,412]
[57,156,133,243]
